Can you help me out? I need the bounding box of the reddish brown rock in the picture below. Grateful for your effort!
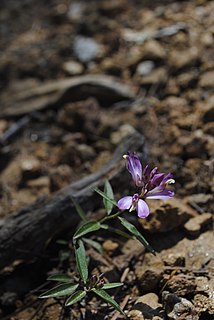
[139,198,195,233]
[184,213,213,236]
[135,253,164,292]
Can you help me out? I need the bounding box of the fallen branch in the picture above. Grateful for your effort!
[0,131,147,270]
[0,75,137,117]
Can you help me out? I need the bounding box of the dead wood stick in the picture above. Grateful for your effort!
[0,75,137,117]
[0,131,146,270]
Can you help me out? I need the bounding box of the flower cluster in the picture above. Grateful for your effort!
[118,152,175,218]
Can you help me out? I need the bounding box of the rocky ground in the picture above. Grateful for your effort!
[0,0,213,319]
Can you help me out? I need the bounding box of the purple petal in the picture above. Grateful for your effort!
[149,167,158,180]
[118,196,132,210]
[160,173,173,186]
[150,173,165,186]
[125,152,142,186]
[146,190,174,200]
[143,164,150,179]
[136,199,150,218]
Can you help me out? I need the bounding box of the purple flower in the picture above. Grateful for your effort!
[118,152,175,218]
[124,152,143,187]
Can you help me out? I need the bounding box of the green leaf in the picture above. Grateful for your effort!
[47,274,74,283]
[74,239,88,284]
[102,282,123,290]
[71,198,87,222]
[39,283,79,298]
[108,227,132,239]
[94,187,117,207]
[74,221,101,240]
[100,224,109,230]
[92,288,125,315]
[118,217,156,255]
[65,290,86,306]
[103,180,114,215]
[82,238,103,254]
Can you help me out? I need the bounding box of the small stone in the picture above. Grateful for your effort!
[199,70,214,88]
[63,60,84,75]
[67,2,86,21]
[135,253,164,292]
[130,293,164,320]
[27,176,50,188]
[138,68,167,86]
[102,240,119,252]
[75,144,96,161]
[169,47,199,70]
[184,213,213,236]
[194,292,214,315]
[136,61,155,76]
[142,40,166,60]
[73,36,100,63]
[21,157,41,175]
[164,274,196,296]
[162,291,199,320]
[161,252,185,267]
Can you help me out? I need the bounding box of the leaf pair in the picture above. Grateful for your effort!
[40,272,124,313]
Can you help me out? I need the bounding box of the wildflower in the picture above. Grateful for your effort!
[118,152,175,218]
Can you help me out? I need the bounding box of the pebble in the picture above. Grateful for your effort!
[63,60,84,75]
[199,70,214,88]
[102,240,119,252]
[73,36,100,63]
[162,291,199,320]
[184,213,213,236]
[135,253,164,292]
[129,293,164,320]
[169,47,199,70]
[136,61,155,76]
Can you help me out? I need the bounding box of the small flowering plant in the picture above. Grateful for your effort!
[40,152,175,316]
[118,152,175,218]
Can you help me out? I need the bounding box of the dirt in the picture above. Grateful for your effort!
[0,0,213,319]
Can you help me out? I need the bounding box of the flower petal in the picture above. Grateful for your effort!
[136,199,150,218]
[125,152,142,186]
[150,173,165,186]
[146,190,174,200]
[118,196,132,210]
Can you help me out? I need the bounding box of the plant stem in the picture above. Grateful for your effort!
[100,211,122,224]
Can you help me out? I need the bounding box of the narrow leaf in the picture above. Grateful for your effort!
[102,282,123,290]
[82,238,103,254]
[103,180,114,215]
[74,240,88,283]
[71,198,87,222]
[92,288,125,315]
[108,227,132,239]
[74,221,101,240]
[65,290,86,306]
[47,274,74,283]
[39,283,78,298]
[94,187,117,206]
[118,217,156,255]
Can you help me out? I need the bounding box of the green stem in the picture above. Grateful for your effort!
[100,211,122,224]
